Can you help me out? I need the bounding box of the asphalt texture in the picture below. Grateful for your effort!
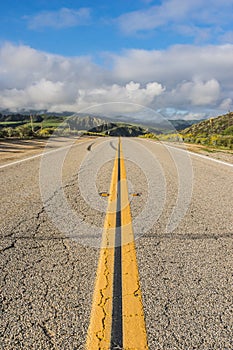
[0,137,232,349]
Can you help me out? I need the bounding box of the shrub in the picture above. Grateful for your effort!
[223,126,233,135]
[15,125,34,138]
[37,128,54,137]
[142,133,156,139]
[3,127,15,137]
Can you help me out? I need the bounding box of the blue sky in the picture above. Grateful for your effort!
[0,0,190,56]
[1,0,233,120]
[1,0,232,56]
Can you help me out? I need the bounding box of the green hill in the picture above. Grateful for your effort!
[181,113,233,148]
[182,113,233,136]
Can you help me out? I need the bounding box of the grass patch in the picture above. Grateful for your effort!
[32,120,66,128]
[0,121,25,126]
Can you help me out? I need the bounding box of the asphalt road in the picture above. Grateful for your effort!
[0,137,232,349]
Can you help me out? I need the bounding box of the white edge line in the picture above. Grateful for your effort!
[0,138,90,170]
[140,139,233,168]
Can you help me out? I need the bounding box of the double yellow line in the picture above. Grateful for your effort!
[86,138,148,349]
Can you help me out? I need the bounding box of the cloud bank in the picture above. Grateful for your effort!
[0,42,233,119]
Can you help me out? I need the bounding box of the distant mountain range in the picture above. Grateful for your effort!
[67,115,111,131]
[0,111,202,132]
[88,122,147,136]
[0,110,232,146]
[169,119,204,131]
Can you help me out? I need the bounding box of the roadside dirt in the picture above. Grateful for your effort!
[0,139,48,165]
[165,142,233,165]
[0,136,95,166]
[184,143,233,164]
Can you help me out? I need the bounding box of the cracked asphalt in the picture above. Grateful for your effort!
[0,137,233,349]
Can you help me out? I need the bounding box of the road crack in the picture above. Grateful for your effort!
[38,322,57,349]
[96,248,111,347]
[0,239,16,253]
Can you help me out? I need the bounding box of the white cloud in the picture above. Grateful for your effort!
[111,45,233,114]
[0,42,102,90]
[76,81,165,107]
[0,43,165,113]
[175,79,220,106]
[27,7,91,30]
[0,42,233,118]
[0,80,69,110]
[219,31,233,44]
[220,98,232,110]
[116,0,233,43]
[111,45,233,88]
[175,25,212,43]
[117,0,199,34]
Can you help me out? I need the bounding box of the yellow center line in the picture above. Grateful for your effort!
[120,140,148,350]
[86,153,118,349]
[86,138,148,349]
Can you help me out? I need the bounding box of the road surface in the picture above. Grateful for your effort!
[0,137,232,349]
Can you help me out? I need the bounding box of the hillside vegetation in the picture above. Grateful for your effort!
[181,112,233,148]
[0,114,110,138]
[158,113,233,149]
[0,113,148,138]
